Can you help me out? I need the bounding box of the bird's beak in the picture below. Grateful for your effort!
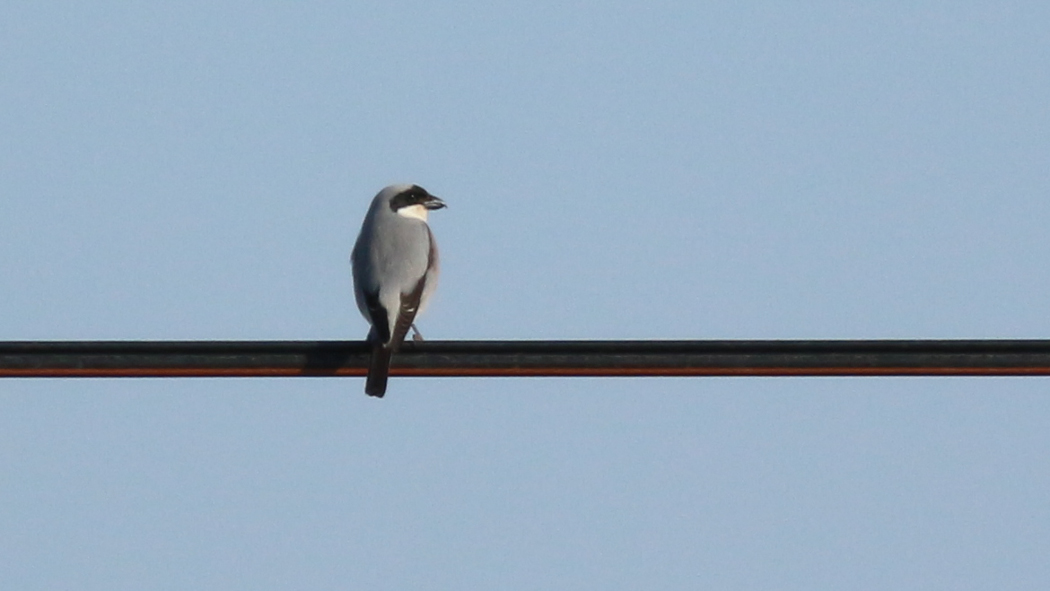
[424,195,447,210]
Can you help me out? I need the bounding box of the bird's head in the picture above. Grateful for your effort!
[385,184,446,222]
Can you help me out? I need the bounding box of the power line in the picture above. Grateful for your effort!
[2,340,1050,378]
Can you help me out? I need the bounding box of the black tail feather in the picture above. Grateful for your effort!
[365,344,391,397]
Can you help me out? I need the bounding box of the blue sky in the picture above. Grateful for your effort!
[2,2,1049,589]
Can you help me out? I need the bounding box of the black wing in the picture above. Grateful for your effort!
[363,289,390,344]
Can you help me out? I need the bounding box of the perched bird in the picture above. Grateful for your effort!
[351,184,446,397]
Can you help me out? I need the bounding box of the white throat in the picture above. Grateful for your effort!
[396,204,428,222]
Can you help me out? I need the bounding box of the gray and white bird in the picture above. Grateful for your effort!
[351,184,446,397]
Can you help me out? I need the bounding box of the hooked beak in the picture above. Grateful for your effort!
[424,195,447,210]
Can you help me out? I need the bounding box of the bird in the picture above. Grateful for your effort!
[351,184,446,397]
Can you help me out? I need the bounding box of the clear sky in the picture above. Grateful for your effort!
[2,2,1049,589]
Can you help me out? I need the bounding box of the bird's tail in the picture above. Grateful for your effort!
[365,343,392,397]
